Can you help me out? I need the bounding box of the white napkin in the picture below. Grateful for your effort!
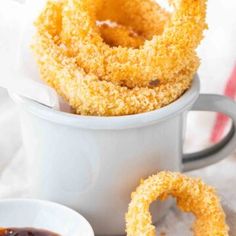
[0,0,59,109]
[0,0,24,72]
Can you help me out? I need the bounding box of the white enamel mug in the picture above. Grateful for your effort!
[12,75,236,235]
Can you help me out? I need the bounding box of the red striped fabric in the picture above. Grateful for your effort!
[210,65,236,143]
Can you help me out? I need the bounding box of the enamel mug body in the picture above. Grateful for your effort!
[13,75,236,235]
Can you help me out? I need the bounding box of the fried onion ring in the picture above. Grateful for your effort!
[60,0,207,88]
[96,0,170,40]
[96,0,170,49]
[33,0,199,116]
[125,171,229,236]
[32,0,204,116]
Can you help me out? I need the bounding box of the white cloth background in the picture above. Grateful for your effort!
[0,0,236,235]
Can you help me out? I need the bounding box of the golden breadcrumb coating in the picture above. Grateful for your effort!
[32,0,206,116]
[98,22,145,48]
[96,0,170,39]
[32,0,199,116]
[126,171,229,236]
[96,0,171,48]
[60,0,207,88]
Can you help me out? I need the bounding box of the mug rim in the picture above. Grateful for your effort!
[12,75,200,130]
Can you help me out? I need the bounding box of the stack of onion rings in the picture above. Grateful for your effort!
[125,171,229,236]
[60,0,206,88]
[32,0,206,116]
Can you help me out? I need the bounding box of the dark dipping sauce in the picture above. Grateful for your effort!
[0,228,60,236]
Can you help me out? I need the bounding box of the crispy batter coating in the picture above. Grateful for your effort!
[98,22,145,48]
[60,0,207,88]
[96,0,170,40]
[32,0,205,116]
[126,171,229,236]
[32,0,199,116]
[96,0,171,49]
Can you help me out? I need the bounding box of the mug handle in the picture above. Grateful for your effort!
[183,94,236,171]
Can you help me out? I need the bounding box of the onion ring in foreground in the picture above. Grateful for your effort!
[126,171,229,236]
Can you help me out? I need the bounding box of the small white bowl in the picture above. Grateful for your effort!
[0,199,94,236]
